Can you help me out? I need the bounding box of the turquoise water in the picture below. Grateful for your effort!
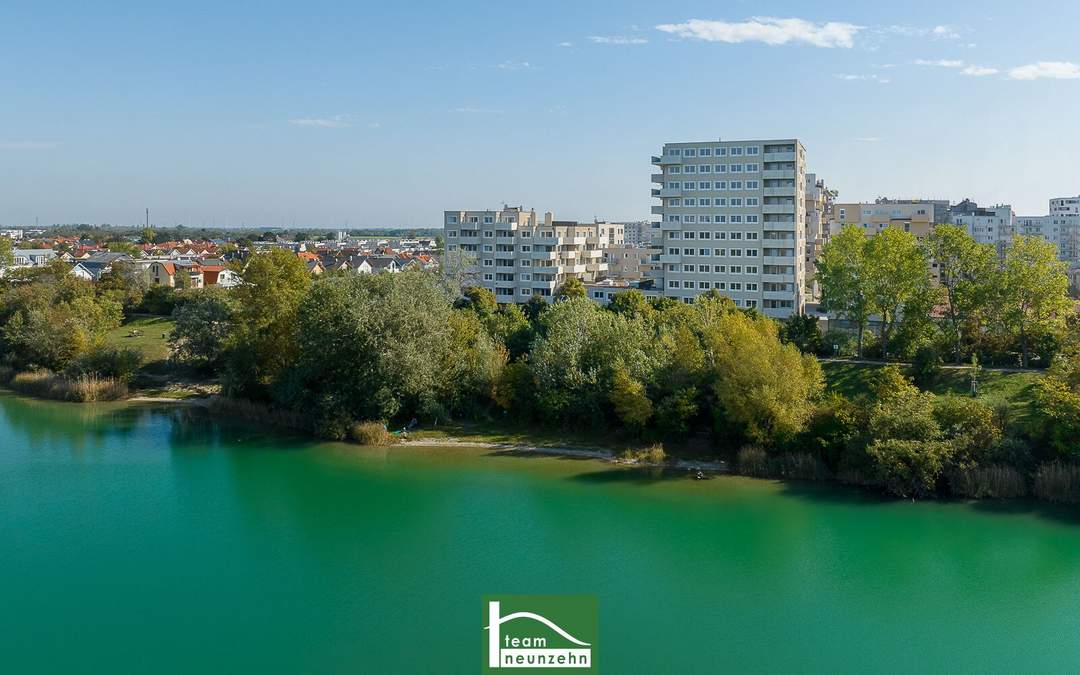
[2,392,1080,673]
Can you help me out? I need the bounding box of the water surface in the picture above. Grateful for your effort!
[2,392,1079,674]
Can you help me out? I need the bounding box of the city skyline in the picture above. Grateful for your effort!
[2,0,1079,227]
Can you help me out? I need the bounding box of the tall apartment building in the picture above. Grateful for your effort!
[950,201,1016,248]
[620,221,657,246]
[650,138,807,317]
[804,173,835,299]
[830,199,941,239]
[443,206,611,303]
[1018,196,1080,264]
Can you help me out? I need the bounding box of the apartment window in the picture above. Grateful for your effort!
[731,181,743,190]
[482,245,493,252]
[747,180,760,189]
[716,282,727,290]
[716,181,727,190]
[746,299,758,308]
[700,281,711,289]
[683,182,695,191]
[483,273,494,281]
[731,282,742,291]
[669,166,682,173]
[447,230,458,237]
[698,165,711,174]
[447,216,459,224]
[520,273,532,281]
[731,265,743,274]
[684,165,697,173]
[685,215,696,223]
[520,231,531,238]
[447,244,458,251]
[699,232,711,239]
[745,232,759,240]
[700,215,712,223]
[716,147,727,156]
[685,231,696,239]
[668,280,681,288]
[716,215,727,223]
[731,147,744,156]
[698,182,710,189]
[684,148,697,157]
[698,248,710,256]
[483,230,493,238]
[746,215,759,223]
[746,163,759,172]
[684,198,697,207]
[682,264,694,272]
[483,216,494,224]
[699,198,711,206]
[713,249,726,257]
[730,198,744,207]
[683,248,694,255]
[746,198,759,206]
[520,259,532,267]
[669,199,682,206]
[746,266,758,274]
[731,249,743,257]
[667,182,680,189]
[746,283,758,291]
[520,244,532,252]
[746,146,760,155]
[731,215,743,223]
[668,231,681,239]
[520,289,531,296]
[699,148,712,156]
[483,259,493,267]
[685,281,696,289]
[667,215,681,222]
[715,165,727,173]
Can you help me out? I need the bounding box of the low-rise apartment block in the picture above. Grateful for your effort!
[830,198,945,239]
[651,138,807,317]
[443,206,611,302]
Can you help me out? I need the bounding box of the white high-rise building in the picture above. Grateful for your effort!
[443,206,612,303]
[952,204,1016,247]
[620,221,656,246]
[650,138,807,317]
[1017,196,1080,263]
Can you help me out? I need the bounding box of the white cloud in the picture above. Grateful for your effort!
[0,140,57,150]
[961,65,999,77]
[289,115,352,128]
[656,17,862,48]
[834,73,890,83]
[449,107,504,114]
[1007,61,1080,80]
[589,35,647,45]
[914,59,965,68]
[932,25,960,39]
[557,42,573,47]
[496,60,532,70]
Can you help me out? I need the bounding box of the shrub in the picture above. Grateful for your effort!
[9,370,128,402]
[1033,462,1080,504]
[737,445,770,477]
[866,438,954,498]
[909,345,943,387]
[67,345,143,383]
[349,421,395,446]
[819,329,858,357]
[618,443,666,465]
[948,465,1027,499]
[207,397,309,431]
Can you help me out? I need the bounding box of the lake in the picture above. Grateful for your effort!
[2,392,1080,674]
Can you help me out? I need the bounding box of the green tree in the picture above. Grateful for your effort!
[0,236,13,268]
[864,227,935,358]
[224,248,312,396]
[927,225,996,361]
[169,287,235,370]
[609,365,653,432]
[703,310,824,446]
[558,277,586,300]
[778,314,823,354]
[995,236,1071,367]
[1034,342,1080,456]
[816,225,873,356]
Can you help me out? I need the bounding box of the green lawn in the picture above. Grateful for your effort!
[821,360,1043,416]
[105,315,175,364]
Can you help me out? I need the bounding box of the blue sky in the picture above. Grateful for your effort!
[2,0,1079,228]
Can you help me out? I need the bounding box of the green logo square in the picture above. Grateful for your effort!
[482,595,598,672]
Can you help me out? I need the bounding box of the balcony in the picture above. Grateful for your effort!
[763,151,796,162]
[762,273,796,283]
[763,170,796,180]
[659,188,682,198]
[650,206,665,215]
[494,249,516,259]
[659,254,681,264]
[532,250,558,260]
[763,255,796,265]
[651,173,665,184]
[656,154,682,164]
[763,204,795,214]
[763,187,796,197]
[651,189,661,197]
[580,249,603,258]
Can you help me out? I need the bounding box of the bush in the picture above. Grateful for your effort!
[619,443,666,464]
[909,345,943,387]
[948,465,1027,499]
[349,421,395,446]
[9,370,128,402]
[66,345,143,383]
[1033,462,1080,504]
[207,397,309,431]
[737,446,770,477]
[819,329,858,357]
[866,438,954,498]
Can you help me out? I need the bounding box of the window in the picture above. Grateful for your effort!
[746,163,759,172]
[667,181,681,189]
[731,164,743,173]
[731,147,744,156]
[483,230,493,237]
[682,264,694,272]
[699,198,711,206]
[520,244,532,252]
[520,259,532,267]
[699,147,712,156]
[716,147,727,156]
[684,281,696,289]
[668,148,682,156]
[447,230,458,237]
[746,283,758,291]
[668,280,681,288]
[669,166,682,173]
[747,180,760,189]
[684,198,697,206]
[520,288,531,296]
[745,232,759,240]
[731,282,742,291]
[715,215,727,223]
[667,215,681,222]
[731,249,743,257]
[716,282,727,290]
[685,231,696,239]
[682,248,694,255]
[698,181,710,189]
[746,299,758,308]
[483,216,494,224]
[746,215,759,223]
[699,231,712,239]
[469,216,479,223]
[746,146,760,155]
[483,259,493,267]
[685,215,697,223]
[730,182,743,190]
[447,216,459,224]
[730,198,743,207]
[715,164,727,173]
[698,165,711,174]
[746,248,759,257]
[746,198,759,206]
[699,248,710,256]
[700,281,711,289]
[731,265,742,274]
[684,148,697,157]
[713,249,726,257]
[482,244,493,252]
[731,215,743,223]
[483,273,493,281]
[746,266,758,274]
[684,165,697,173]
[668,231,681,239]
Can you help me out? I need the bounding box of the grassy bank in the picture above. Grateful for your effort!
[0,368,128,402]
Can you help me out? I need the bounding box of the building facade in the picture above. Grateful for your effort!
[830,199,942,240]
[443,207,610,303]
[650,138,807,317]
[620,221,656,246]
[1018,196,1080,264]
[604,245,660,281]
